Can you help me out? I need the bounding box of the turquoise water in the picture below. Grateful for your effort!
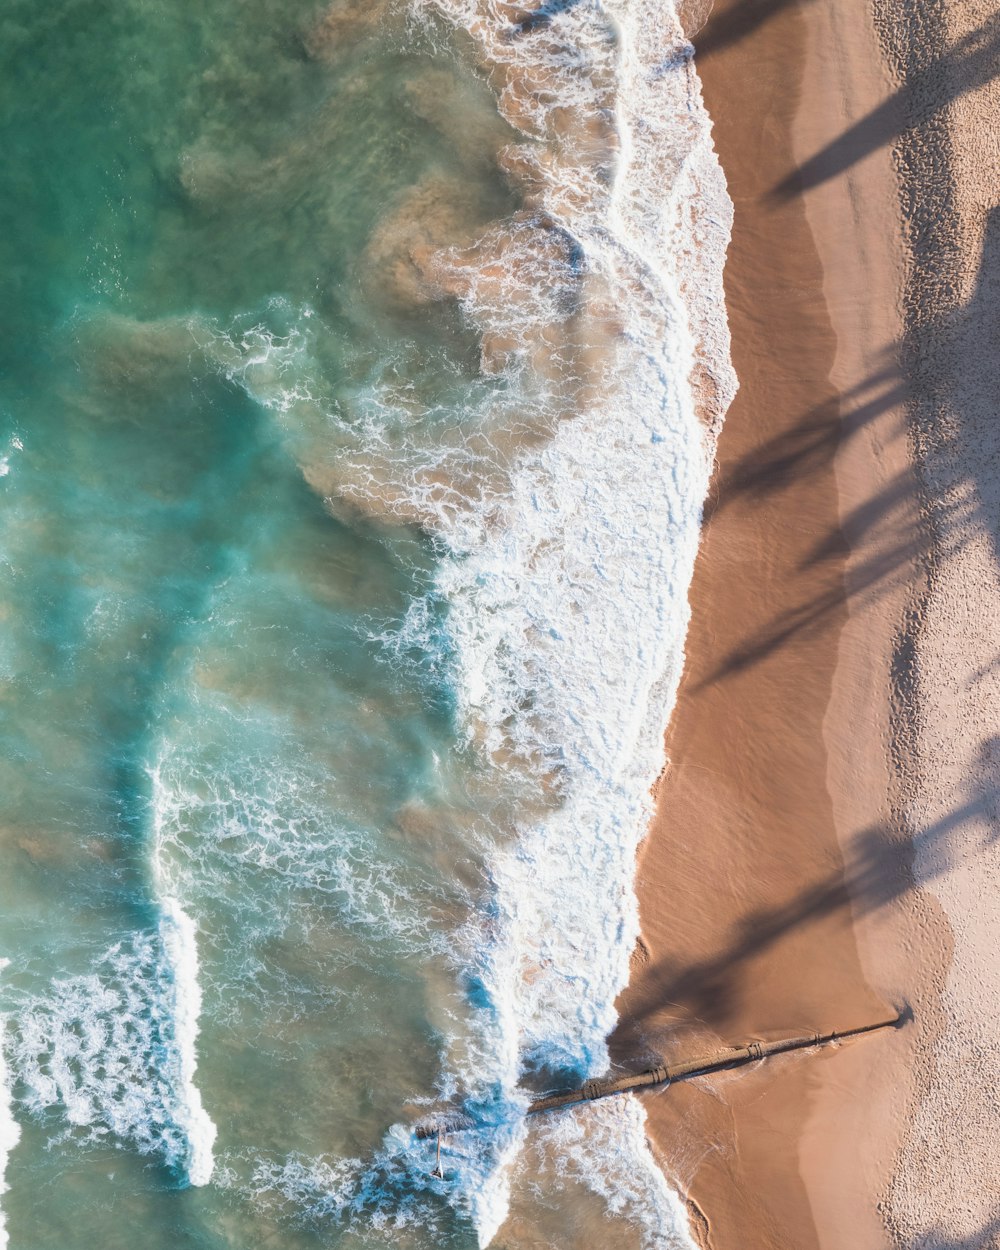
[0,0,734,1244]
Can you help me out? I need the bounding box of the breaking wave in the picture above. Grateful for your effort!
[0,964,19,1250]
[199,0,736,1238]
[0,0,734,1238]
[9,905,215,1187]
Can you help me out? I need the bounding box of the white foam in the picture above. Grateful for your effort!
[157,899,217,1186]
[0,436,23,481]
[394,0,735,1240]
[533,1097,696,1249]
[149,741,450,957]
[0,962,20,1250]
[11,913,216,1187]
[246,1115,525,1244]
[194,0,735,1236]
[148,764,218,1187]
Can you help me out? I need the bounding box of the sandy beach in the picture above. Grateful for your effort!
[615,0,1000,1245]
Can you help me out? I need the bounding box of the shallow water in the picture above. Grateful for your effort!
[0,0,733,1245]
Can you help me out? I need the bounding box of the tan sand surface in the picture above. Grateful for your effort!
[610,0,999,1245]
[878,2,1000,1245]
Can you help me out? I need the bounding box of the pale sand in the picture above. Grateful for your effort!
[879,1,1000,1245]
[612,0,1000,1245]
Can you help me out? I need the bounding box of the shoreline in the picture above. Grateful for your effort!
[613,0,957,1246]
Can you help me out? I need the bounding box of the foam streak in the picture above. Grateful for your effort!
[0,963,20,1250]
[158,899,217,1187]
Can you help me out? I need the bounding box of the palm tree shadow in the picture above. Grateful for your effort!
[772,12,1000,198]
[615,729,1000,1045]
[906,1215,1000,1250]
[697,202,1000,691]
[693,0,813,61]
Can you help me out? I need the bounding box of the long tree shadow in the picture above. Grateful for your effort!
[696,201,1000,691]
[773,11,1000,198]
[702,358,905,527]
[691,350,911,690]
[906,1215,1000,1250]
[617,733,1000,1036]
[692,0,812,61]
[920,201,1000,581]
[691,463,955,691]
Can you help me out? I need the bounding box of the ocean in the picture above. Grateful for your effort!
[0,0,734,1245]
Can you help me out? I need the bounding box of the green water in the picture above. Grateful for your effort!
[0,0,521,1244]
[0,0,718,1242]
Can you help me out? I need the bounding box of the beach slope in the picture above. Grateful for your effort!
[611,0,991,1245]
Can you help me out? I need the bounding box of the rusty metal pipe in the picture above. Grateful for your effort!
[527,1011,904,1116]
[414,1011,905,1138]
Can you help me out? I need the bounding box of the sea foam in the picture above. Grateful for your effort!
[535,1097,697,1249]
[0,962,20,1250]
[157,899,217,1187]
[400,0,735,1240]
[194,0,734,1237]
[11,906,216,1187]
[247,1115,526,1244]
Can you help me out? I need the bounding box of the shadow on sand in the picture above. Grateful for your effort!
[772,12,1000,198]
[694,200,1000,694]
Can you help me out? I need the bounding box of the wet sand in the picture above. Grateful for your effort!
[612,0,965,1246]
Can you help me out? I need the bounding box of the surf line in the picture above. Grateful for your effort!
[158,898,217,1186]
[415,1010,907,1143]
[0,961,19,1250]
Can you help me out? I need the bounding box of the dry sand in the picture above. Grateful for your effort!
[877,2,1000,1245]
[613,0,1000,1246]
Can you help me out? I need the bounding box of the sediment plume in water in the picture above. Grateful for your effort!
[0,0,734,1242]
[229,0,737,1241]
